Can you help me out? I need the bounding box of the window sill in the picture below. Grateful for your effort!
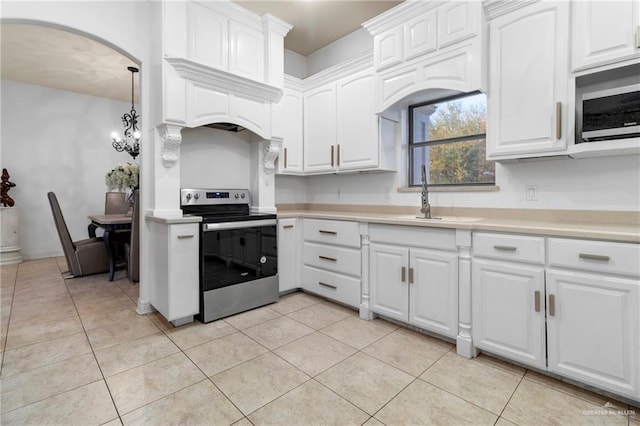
[398,185,500,193]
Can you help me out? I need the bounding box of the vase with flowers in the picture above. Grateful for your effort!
[105,163,139,215]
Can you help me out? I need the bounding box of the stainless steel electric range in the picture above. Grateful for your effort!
[180,188,278,323]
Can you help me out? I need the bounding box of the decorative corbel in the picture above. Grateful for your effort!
[263,137,282,174]
[158,124,183,168]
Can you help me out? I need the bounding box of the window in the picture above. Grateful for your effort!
[409,91,495,187]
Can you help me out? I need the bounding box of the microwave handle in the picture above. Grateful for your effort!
[555,101,562,140]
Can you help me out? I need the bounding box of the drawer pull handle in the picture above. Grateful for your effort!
[555,101,562,140]
[337,144,341,166]
[331,145,335,167]
[409,267,414,284]
[494,245,517,251]
[579,253,610,262]
[319,230,337,235]
[319,281,337,290]
[401,266,406,282]
[284,147,288,169]
[548,294,555,317]
[534,290,540,312]
[283,225,294,229]
[319,255,337,262]
[178,235,194,239]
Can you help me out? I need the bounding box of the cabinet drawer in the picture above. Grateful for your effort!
[548,238,640,277]
[303,219,360,248]
[302,242,361,277]
[302,266,361,308]
[473,232,545,265]
[369,224,457,250]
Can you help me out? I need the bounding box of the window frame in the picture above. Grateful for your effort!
[408,90,493,188]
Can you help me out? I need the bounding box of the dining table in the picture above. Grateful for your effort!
[87,214,132,281]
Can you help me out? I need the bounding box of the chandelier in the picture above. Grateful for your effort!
[111,66,140,160]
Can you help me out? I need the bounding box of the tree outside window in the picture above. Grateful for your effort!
[409,92,495,187]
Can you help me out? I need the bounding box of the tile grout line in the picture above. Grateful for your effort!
[64,271,125,424]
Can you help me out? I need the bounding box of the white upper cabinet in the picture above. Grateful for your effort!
[303,83,337,173]
[437,1,479,49]
[572,0,640,72]
[487,1,570,159]
[404,11,437,61]
[229,19,264,81]
[302,57,396,175]
[375,26,404,71]
[189,5,228,70]
[274,77,304,175]
[365,1,485,114]
[336,69,378,171]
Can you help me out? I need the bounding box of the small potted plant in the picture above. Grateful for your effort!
[105,163,139,215]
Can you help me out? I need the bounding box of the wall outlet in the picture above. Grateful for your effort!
[526,185,537,201]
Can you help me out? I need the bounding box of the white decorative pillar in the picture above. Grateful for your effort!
[250,137,281,213]
[262,14,293,88]
[456,229,478,358]
[359,222,374,320]
[151,124,184,218]
[0,207,22,265]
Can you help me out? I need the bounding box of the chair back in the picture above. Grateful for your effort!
[47,192,81,276]
[105,192,129,214]
[129,189,140,282]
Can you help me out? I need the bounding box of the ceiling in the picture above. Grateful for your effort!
[0,1,401,103]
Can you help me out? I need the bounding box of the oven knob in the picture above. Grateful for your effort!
[240,193,245,199]
[194,193,200,200]
[235,193,240,199]
[186,193,192,201]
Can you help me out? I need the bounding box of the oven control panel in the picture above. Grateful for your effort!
[181,188,250,206]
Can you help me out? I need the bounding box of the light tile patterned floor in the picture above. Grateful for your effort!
[1,258,638,425]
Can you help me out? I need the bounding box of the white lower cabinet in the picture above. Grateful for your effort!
[277,218,299,292]
[472,232,546,368]
[148,220,200,324]
[546,238,640,400]
[301,219,361,308]
[369,225,458,339]
[473,232,640,401]
[472,258,546,369]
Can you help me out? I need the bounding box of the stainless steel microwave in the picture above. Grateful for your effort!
[581,84,640,142]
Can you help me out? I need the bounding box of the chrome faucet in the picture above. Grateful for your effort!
[420,164,431,219]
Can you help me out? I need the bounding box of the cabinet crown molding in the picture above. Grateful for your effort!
[165,56,283,103]
[303,50,373,90]
[363,0,441,36]
[483,0,539,20]
[262,13,293,36]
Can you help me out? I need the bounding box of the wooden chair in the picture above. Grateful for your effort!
[48,192,109,277]
[124,190,139,282]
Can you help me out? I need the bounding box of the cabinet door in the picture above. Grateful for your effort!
[336,70,378,171]
[572,1,640,71]
[487,2,569,158]
[374,27,404,71]
[370,244,409,322]
[277,219,298,292]
[303,84,336,173]
[229,20,264,81]
[188,3,228,70]
[437,1,479,49]
[277,89,304,174]
[404,10,437,60]
[472,259,546,369]
[546,270,640,399]
[409,248,458,339]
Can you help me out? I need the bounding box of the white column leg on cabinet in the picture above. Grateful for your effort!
[359,223,375,320]
[456,229,478,358]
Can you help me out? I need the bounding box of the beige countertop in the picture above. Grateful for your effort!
[277,205,640,243]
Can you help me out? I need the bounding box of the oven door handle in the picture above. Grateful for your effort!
[203,219,277,231]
